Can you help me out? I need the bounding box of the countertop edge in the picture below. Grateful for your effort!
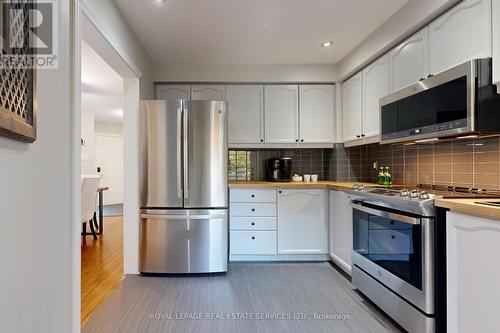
[435,199,500,221]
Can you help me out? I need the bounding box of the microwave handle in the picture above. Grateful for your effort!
[350,202,421,225]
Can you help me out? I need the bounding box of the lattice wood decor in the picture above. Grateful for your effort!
[0,1,37,142]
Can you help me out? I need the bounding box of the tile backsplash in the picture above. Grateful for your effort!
[229,136,500,189]
[228,149,331,181]
[338,136,500,190]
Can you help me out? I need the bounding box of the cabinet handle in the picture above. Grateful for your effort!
[391,235,395,239]
[356,135,361,138]
[251,236,255,240]
[390,221,394,225]
[251,208,255,212]
[251,222,255,226]
[260,139,264,143]
[278,190,282,194]
[295,139,299,142]
[251,194,255,198]
[361,134,365,137]
[300,139,304,142]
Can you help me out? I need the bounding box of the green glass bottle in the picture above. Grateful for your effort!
[384,167,392,188]
[378,167,385,185]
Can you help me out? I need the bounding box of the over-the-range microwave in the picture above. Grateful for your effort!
[380,58,500,144]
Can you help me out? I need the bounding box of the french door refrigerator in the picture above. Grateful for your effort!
[139,100,228,274]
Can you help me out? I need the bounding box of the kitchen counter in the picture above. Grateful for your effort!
[228,180,379,191]
[435,198,500,220]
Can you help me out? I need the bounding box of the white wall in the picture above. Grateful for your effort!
[0,1,73,332]
[337,0,461,80]
[153,63,338,83]
[81,110,96,175]
[82,0,154,98]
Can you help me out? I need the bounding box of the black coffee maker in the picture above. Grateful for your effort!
[267,157,292,182]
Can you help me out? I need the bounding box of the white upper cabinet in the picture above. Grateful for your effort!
[277,189,328,255]
[299,85,335,143]
[342,72,363,142]
[264,85,299,144]
[362,54,389,139]
[389,28,429,92]
[191,85,226,101]
[226,85,264,144]
[429,0,492,75]
[156,84,191,100]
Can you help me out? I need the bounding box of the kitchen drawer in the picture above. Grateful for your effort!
[230,231,277,255]
[368,216,412,230]
[230,203,276,217]
[368,229,413,255]
[230,217,277,231]
[230,189,276,203]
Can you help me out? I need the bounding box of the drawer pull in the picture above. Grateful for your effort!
[251,222,255,226]
[251,194,255,198]
[251,236,255,240]
[251,208,255,212]
[391,235,395,239]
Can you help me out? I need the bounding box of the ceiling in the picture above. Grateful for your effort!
[115,0,408,65]
[81,40,123,123]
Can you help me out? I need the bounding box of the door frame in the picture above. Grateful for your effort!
[71,1,142,331]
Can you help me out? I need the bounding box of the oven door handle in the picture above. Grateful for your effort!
[350,202,421,225]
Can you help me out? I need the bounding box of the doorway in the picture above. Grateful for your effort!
[73,5,143,330]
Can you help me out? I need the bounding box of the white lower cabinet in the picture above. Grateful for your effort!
[277,189,328,254]
[329,190,352,274]
[230,231,277,255]
[446,211,500,332]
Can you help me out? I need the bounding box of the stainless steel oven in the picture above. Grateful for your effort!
[347,187,438,333]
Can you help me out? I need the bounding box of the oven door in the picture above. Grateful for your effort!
[351,202,434,314]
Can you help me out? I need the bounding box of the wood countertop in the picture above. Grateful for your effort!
[228,181,379,190]
[435,198,500,220]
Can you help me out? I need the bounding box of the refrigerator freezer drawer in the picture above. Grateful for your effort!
[140,209,228,274]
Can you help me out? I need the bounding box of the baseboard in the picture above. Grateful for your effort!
[230,254,330,262]
[329,253,352,275]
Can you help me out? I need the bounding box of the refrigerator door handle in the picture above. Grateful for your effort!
[183,105,189,199]
[177,106,183,199]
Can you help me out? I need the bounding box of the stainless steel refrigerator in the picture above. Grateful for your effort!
[139,100,228,274]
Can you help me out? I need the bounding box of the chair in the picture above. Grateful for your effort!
[81,176,101,240]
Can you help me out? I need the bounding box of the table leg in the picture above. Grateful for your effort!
[99,190,104,234]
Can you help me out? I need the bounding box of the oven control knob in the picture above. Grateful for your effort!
[419,191,430,199]
[400,189,409,197]
[352,184,359,190]
[409,190,419,198]
[359,185,365,192]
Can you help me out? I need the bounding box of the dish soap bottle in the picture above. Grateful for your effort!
[378,167,385,185]
[384,167,392,188]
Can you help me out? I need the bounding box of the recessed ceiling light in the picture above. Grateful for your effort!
[153,0,166,4]
[321,41,333,48]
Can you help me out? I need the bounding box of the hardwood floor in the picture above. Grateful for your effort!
[81,216,124,325]
[83,262,403,333]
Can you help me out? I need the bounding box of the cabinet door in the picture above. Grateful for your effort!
[329,191,352,274]
[191,85,226,101]
[342,73,363,142]
[389,28,429,92]
[362,55,389,139]
[299,85,335,143]
[264,85,299,143]
[156,84,190,100]
[226,85,264,144]
[429,0,491,75]
[447,211,500,332]
[277,189,328,254]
